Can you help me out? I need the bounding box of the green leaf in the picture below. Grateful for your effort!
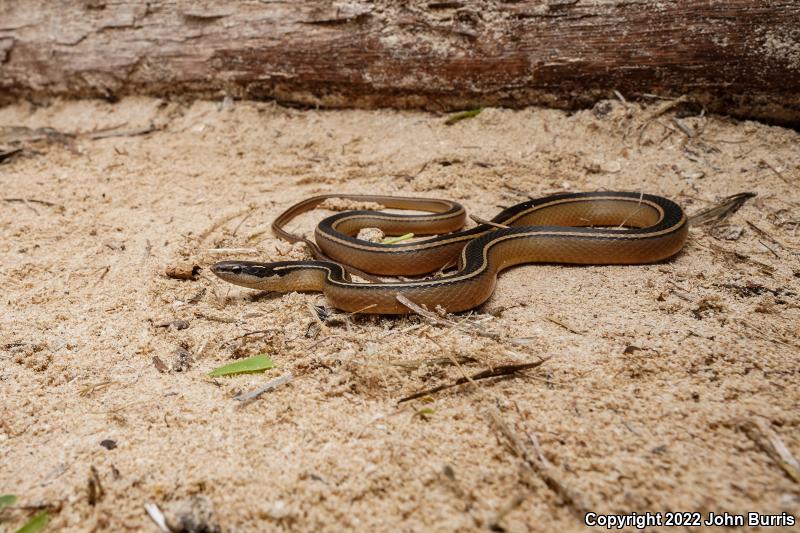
[415,407,436,421]
[382,232,414,245]
[208,354,274,377]
[0,494,16,512]
[444,108,482,126]
[15,511,49,533]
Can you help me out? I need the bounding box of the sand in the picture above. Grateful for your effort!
[1,97,799,532]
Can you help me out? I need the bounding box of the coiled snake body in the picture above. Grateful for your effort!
[212,192,688,314]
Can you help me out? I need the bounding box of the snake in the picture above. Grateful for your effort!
[211,192,688,314]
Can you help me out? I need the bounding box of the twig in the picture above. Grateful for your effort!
[486,407,590,517]
[637,95,690,144]
[761,159,793,186]
[645,94,689,120]
[545,316,584,335]
[224,329,277,344]
[469,214,509,229]
[671,117,696,138]
[746,221,785,250]
[391,354,477,370]
[235,373,294,404]
[2,197,61,207]
[193,311,236,323]
[757,240,780,258]
[740,319,799,349]
[397,359,550,403]
[232,210,254,236]
[198,205,258,243]
[0,147,22,162]
[737,418,799,483]
[205,247,259,254]
[490,493,526,531]
[86,123,156,140]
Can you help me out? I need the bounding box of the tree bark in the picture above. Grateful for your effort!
[1,1,799,124]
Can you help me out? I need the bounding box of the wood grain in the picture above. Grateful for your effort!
[1,1,799,123]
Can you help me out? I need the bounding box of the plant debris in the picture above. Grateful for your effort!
[689,192,756,226]
[445,108,482,125]
[208,354,275,377]
[398,359,551,403]
[165,263,201,280]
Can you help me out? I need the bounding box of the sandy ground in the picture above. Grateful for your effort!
[1,97,799,532]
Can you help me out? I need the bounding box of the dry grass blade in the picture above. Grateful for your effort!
[689,192,756,226]
[397,359,550,403]
[395,294,501,341]
[737,418,800,483]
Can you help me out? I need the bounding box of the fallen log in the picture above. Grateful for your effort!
[1,1,798,124]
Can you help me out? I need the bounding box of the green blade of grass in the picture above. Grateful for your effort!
[445,107,482,126]
[15,511,49,533]
[0,494,16,512]
[382,232,414,245]
[208,354,274,377]
[415,407,436,420]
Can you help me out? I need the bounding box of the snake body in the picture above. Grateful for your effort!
[212,192,688,314]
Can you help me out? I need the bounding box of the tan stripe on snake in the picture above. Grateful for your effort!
[212,192,688,314]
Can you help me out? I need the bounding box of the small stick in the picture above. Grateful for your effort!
[757,240,780,259]
[2,197,61,207]
[645,94,689,120]
[232,210,254,236]
[235,373,294,404]
[144,502,170,533]
[738,418,800,483]
[382,232,415,245]
[396,294,501,341]
[198,205,257,244]
[761,159,792,186]
[545,316,584,335]
[205,247,259,254]
[224,329,277,344]
[490,493,526,530]
[86,123,156,140]
[397,359,550,403]
[193,311,236,323]
[671,117,696,138]
[0,147,23,162]
[469,214,509,229]
[486,408,590,517]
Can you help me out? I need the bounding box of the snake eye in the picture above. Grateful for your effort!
[230,265,242,274]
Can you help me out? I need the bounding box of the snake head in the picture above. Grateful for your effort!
[211,261,288,290]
